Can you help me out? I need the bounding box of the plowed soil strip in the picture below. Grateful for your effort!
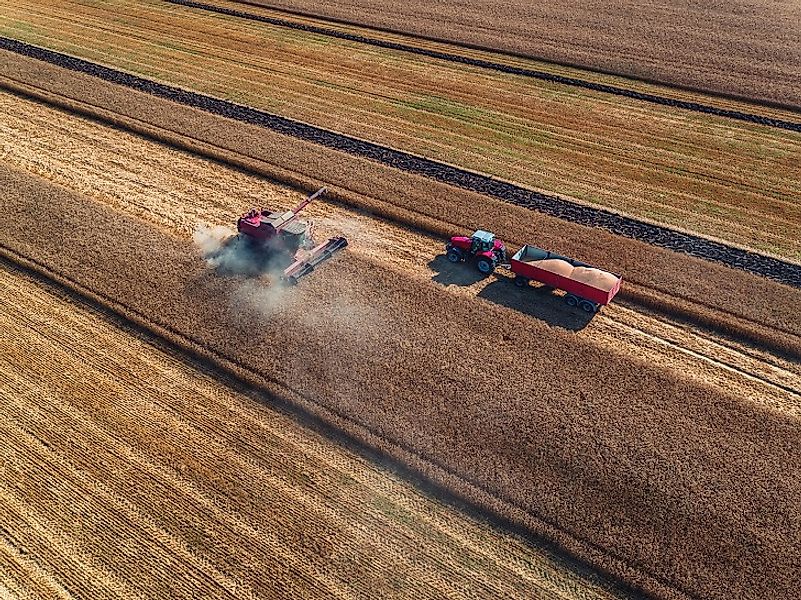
[0,38,798,287]
[0,264,629,599]
[167,0,801,132]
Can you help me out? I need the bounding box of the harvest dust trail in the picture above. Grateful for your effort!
[1,88,797,419]
[0,263,626,599]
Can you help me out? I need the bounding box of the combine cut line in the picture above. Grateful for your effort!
[1,37,799,288]
[166,0,801,133]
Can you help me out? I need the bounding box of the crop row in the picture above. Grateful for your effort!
[167,0,801,133]
[1,36,799,288]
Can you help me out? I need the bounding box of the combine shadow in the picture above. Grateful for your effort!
[428,254,595,332]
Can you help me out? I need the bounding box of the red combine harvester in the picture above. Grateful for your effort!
[235,187,347,284]
[446,230,622,312]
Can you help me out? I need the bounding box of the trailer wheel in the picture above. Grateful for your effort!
[514,276,529,288]
[476,258,495,275]
[580,300,597,313]
[446,248,463,263]
[564,294,578,307]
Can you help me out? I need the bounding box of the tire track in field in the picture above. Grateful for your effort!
[1,36,799,287]
[166,0,801,133]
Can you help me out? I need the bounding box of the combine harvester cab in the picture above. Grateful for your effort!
[235,186,348,284]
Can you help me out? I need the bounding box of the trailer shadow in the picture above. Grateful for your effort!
[428,255,595,332]
[478,279,595,331]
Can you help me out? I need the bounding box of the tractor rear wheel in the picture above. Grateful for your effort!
[476,258,495,275]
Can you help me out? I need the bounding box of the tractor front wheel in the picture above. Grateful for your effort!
[446,248,463,263]
[476,258,495,275]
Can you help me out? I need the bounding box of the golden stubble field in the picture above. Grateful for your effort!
[2,0,800,258]
[2,264,634,599]
[1,86,800,599]
[250,0,801,108]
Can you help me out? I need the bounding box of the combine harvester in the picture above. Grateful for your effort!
[446,230,622,312]
[233,187,347,284]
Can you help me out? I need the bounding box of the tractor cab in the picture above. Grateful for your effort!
[470,230,496,253]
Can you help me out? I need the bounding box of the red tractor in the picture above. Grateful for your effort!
[445,230,508,274]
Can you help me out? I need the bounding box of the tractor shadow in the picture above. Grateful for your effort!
[428,254,595,332]
[429,254,487,287]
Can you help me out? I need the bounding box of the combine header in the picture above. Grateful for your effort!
[235,187,347,284]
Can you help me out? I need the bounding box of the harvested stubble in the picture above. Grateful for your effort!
[1,265,629,599]
[2,52,799,362]
[2,0,801,260]
[244,0,801,109]
[3,164,801,600]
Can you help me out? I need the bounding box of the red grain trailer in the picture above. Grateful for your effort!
[509,244,622,312]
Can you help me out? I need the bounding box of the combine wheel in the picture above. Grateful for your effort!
[446,248,463,263]
[580,300,597,313]
[514,276,529,288]
[476,258,495,275]
[564,294,579,307]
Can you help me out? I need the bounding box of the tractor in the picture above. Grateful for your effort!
[445,230,507,275]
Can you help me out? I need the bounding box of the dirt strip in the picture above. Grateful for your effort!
[4,163,801,600]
